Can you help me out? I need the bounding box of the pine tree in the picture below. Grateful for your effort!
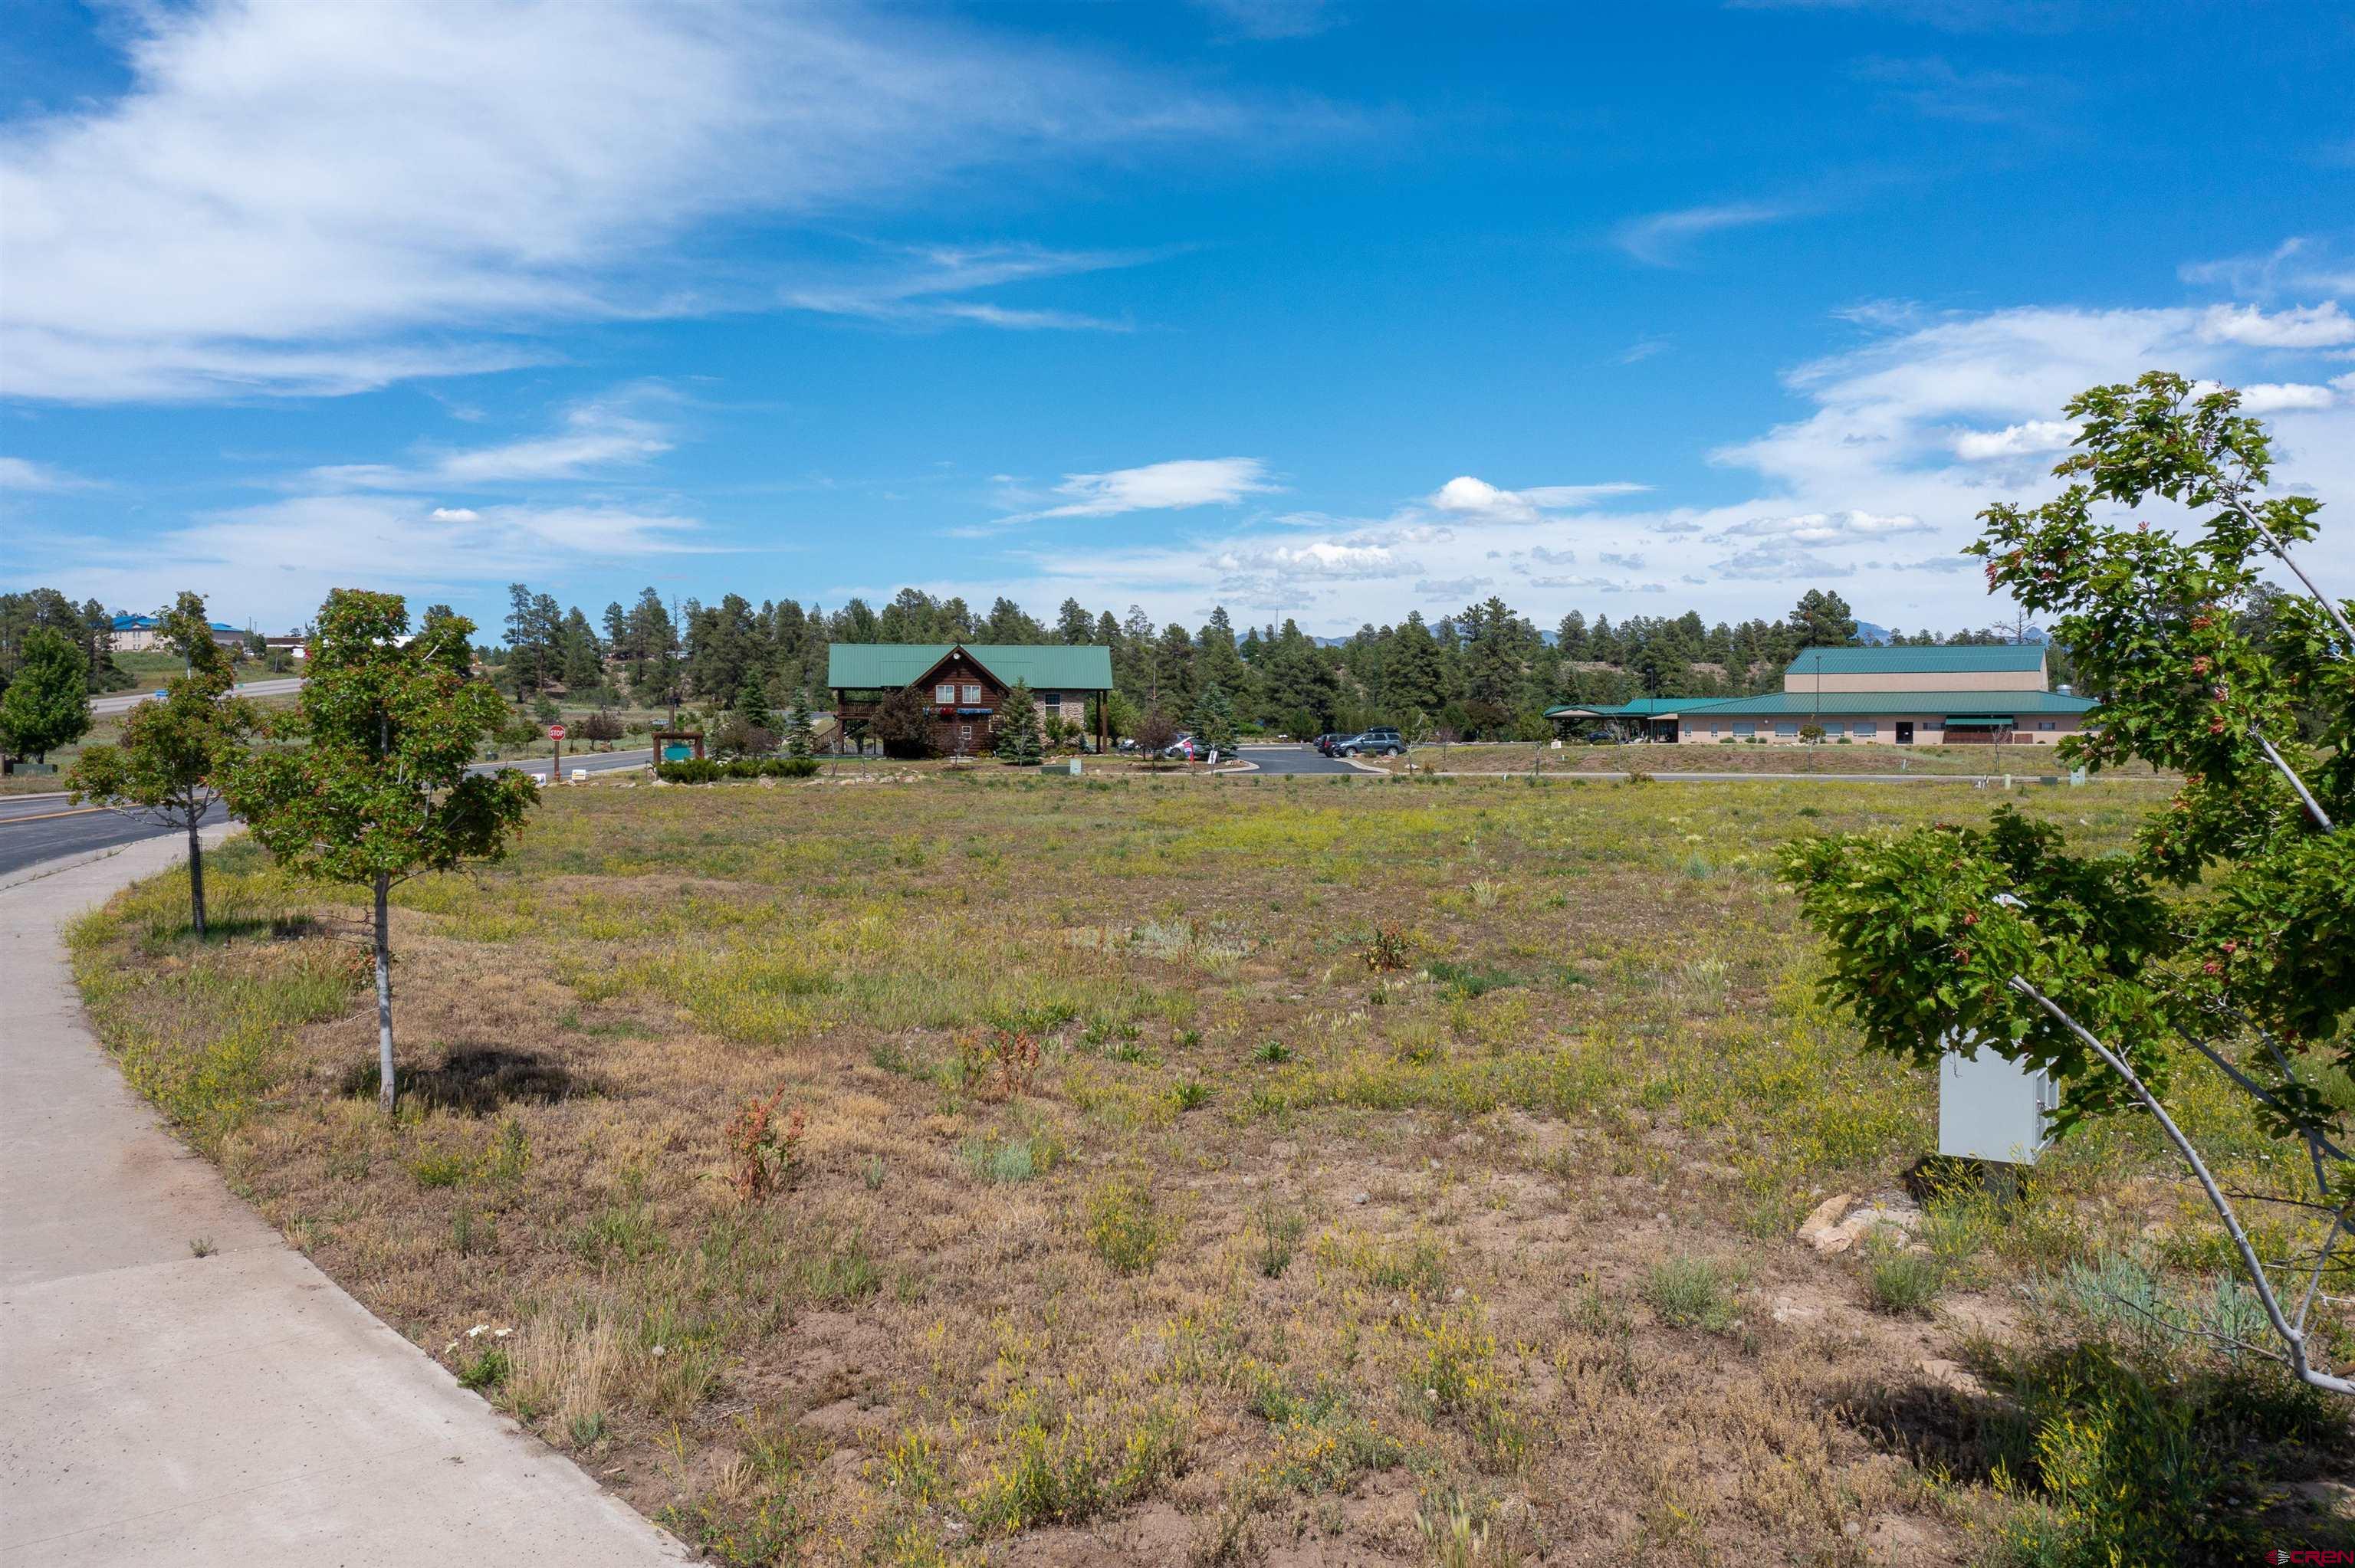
[1191,681,1237,755]
[737,675,773,731]
[994,679,1043,764]
[784,683,816,759]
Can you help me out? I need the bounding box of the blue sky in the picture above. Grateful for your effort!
[5,0,2353,638]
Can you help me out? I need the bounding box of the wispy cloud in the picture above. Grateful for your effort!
[1849,55,2048,124]
[305,391,677,490]
[1612,201,1794,267]
[2195,302,2355,349]
[11,494,713,631]
[1003,458,1282,522]
[0,0,1267,402]
[783,244,1164,331]
[2180,238,2355,300]
[1191,0,1343,40]
[0,457,96,491]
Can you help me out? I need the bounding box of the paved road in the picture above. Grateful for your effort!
[0,750,656,882]
[0,832,688,1566]
[90,676,306,716]
[1234,743,1370,776]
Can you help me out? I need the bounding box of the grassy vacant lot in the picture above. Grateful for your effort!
[1373,743,2169,779]
[71,773,2350,1564]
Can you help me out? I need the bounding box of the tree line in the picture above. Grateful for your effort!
[482,580,2077,743]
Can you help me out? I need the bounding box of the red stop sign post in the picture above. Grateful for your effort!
[548,723,565,781]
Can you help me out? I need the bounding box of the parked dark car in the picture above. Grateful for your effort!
[1335,727,1404,758]
[1309,733,1338,754]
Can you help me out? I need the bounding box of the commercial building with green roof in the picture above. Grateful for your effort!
[827,642,1114,757]
[1545,643,2097,747]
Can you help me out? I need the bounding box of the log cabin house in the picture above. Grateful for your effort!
[826,643,1115,757]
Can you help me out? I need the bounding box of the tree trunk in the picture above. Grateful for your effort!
[186,815,206,938]
[373,871,396,1115]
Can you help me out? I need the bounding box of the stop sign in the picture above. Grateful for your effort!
[548,723,567,740]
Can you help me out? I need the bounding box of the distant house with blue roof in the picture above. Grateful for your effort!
[110,612,248,654]
[1545,644,2095,747]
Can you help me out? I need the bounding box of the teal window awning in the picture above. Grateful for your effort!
[1943,717,2016,729]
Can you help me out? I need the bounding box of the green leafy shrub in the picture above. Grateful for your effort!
[655,756,819,784]
[1987,1345,2329,1566]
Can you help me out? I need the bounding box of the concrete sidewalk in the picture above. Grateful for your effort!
[0,837,688,1566]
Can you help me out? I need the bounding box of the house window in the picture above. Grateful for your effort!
[1852,720,1877,738]
[1820,721,1844,737]
[934,682,956,704]
[2038,720,2057,731]
[1036,691,1061,707]
[1733,722,1755,738]
[962,683,984,703]
[1775,721,1799,737]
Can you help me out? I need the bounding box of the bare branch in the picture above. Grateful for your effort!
[2298,1204,2355,1336]
[2181,1032,2351,1169]
[2229,497,2355,651]
[2008,974,2354,1396]
[2252,726,2334,833]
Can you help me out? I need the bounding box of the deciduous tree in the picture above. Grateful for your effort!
[1784,372,2353,1393]
[0,626,91,762]
[225,592,535,1114]
[67,593,257,935]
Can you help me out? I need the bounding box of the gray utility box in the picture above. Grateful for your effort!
[1938,1041,2057,1164]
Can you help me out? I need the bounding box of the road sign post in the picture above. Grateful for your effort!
[549,722,566,782]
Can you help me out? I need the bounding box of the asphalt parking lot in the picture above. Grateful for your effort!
[1233,743,1367,776]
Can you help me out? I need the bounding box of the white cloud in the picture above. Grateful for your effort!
[2181,238,2355,300]
[1414,577,1492,598]
[1613,202,1792,267]
[849,275,2355,635]
[0,0,1263,402]
[0,457,93,490]
[2196,302,2355,349]
[307,392,675,489]
[1429,475,1647,523]
[783,244,1161,331]
[1716,543,1856,580]
[1010,458,1281,521]
[1214,540,1411,580]
[1849,55,2045,124]
[11,494,710,631]
[1950,419,2076,460]
[2236,382,2337,413]
[1719,509,1933,543]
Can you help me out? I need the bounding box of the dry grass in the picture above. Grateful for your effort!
[68,770,2348,1564]
[1370,741,2169,779]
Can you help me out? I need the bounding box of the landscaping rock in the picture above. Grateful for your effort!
[1796,1192,1853,1250]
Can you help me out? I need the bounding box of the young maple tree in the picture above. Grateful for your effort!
[1784,372,2353,1393]
[225,591,537,1114]
[68,592,258,937]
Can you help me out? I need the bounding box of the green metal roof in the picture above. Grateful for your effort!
[1679,690,2097,717]
[826,642,1114,692]
[1784,644,2045,676]
[1545,697,1741,719]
